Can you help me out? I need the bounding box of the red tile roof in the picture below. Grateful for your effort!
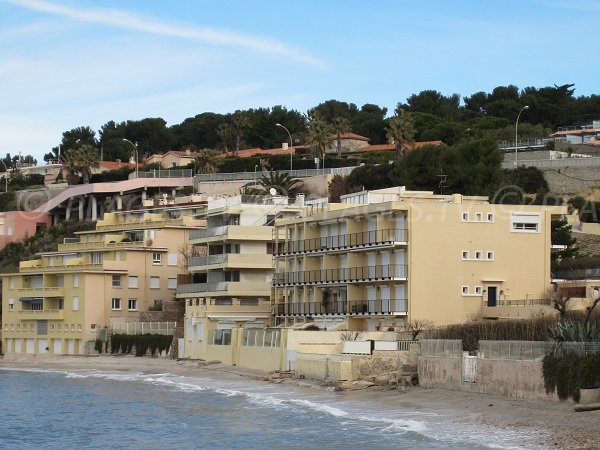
[217,146,305,158]
[333,132,370,141]
[99,161,138,171]
[352,140,443,153]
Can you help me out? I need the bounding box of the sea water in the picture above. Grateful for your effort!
[0,367,537,449]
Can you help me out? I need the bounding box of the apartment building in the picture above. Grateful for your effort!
[176,194,308,359]
[1,207,205,356]
[272,187,567,330]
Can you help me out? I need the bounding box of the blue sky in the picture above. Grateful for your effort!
[1,0,598,162]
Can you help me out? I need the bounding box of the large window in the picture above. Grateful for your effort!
[112,298,121,310]
[72,296,79,311]
[167,277,177,289]
[511,213,540,233]
[112,275,121,288]
[152,253,162,265]
[128,276,138,288]
[150,277,160,289]
[128,298,138,311]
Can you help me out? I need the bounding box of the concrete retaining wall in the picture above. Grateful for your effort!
[418,355,559,401]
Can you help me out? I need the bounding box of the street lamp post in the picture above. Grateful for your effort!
[122,139,139,178]
[514,105,529,166]
[275,123,293,171]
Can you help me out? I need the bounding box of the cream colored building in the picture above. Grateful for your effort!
[272,187,567,330]
[176,194,307,359]
[1,208,205,356]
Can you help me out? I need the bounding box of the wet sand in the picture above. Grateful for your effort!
[2,355,599,449]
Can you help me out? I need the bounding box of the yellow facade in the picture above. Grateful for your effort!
[177,195,305,359]
[272,187,567,330]
[2,209,205,356]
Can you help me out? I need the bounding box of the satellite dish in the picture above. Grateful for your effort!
[269,187,277,196]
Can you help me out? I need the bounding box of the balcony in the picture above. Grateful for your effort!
[16,309,64,320]
[189,225,273,243]
[19,262,104,273]
[186,298,271,313]
[17,287,65,298]
[188,253,273,270]
[96,217,185,231]
[482,298,553,319]
[277,228,408,255]
[275,299,407,316]
[57,240,145,251]
[273,264,407,286]
[177,281,270,297]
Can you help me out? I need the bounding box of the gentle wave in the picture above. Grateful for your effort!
[1,366,428,435]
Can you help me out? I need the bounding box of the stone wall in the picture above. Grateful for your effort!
[418,355,559,401]
[574,232,600,256]
[542,167,600,195]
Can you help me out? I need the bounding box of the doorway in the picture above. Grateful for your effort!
[487,286,498,307]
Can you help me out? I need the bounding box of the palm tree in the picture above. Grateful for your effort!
[59,145,100,184]
[258,170,303,197]
[77,144,100,184]
[59,149,80,185]
[191,150,219,174]
[331,116,351,156]
[306,112,334,163]
[386,109,416,160]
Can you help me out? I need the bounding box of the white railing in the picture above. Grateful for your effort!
[502,157,600,169]
[110,321,177,335]
[195,167,357,182]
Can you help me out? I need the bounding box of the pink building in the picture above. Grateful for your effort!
[0,211,52,248]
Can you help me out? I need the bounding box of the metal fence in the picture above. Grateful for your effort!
[501,157,600,169]
[419,339,463,357]
[479,340,553,360]
[110,321,176,335]
[136,169,193,178]
[194,167,356,182]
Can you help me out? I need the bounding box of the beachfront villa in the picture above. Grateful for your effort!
[272,187,567,330]
[1,206,205,356]
[176,193,310,360]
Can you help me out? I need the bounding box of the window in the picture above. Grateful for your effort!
[475,286,483,295]
[475,213,482,222]
[167,252,178,266]
[150,276,160,289]
[128,299,138,310]
[487,251,494,260]
[8,277,14,289]
[51,324,54,331]
[73,274,79,288]
[462,251,469,260]
[72,296,79,311]
[57,324,61,331]
[17,324,21,330]
[462,212,469,221]
[167,277,177,289]
[152,253,162,264]
[112,298,121,310]
[91,324,96,331]
[71,324,75,331]
[511,213,540,233]
[8,298,14,311]
[475,251,482,260]
[487,213,494,222]
[225,243,240,254]
[91,252,103,264]
[224,271,240,282]
[154,299,163,310]
[461,286,469,295]
[128,276,138,288]
[78,324,82,331]
[112,275,121,288]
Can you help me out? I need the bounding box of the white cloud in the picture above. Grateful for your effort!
[6,0,328,69]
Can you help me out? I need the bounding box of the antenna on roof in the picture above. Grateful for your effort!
[437,169,448,195]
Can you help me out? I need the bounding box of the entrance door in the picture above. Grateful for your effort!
[487,286,498,307]
[38,339,49,354]
[53,339,63,354]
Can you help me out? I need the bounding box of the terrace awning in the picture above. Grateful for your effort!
[19,297,43,302]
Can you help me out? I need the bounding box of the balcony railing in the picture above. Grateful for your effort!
[20,263,104,272]
[190,225,229,241]
[278,228,407,255]
[58,240,145,251]
[177,281,229,294]
[486,298,552,307]
[188,254,227,267]
[16,309,64,320]
[275,299,407,316]
[17,287,64,297]
[552,268,600,280]
[273,264,407,286]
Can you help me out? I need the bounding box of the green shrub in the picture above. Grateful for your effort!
[94,339,103,354]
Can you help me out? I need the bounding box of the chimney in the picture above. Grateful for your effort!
[282,142,289,150]
[115,159,121,164]
[185,149,191,155]
[295,193,305,207]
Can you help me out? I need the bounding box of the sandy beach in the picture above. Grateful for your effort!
[2,355,599,450]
